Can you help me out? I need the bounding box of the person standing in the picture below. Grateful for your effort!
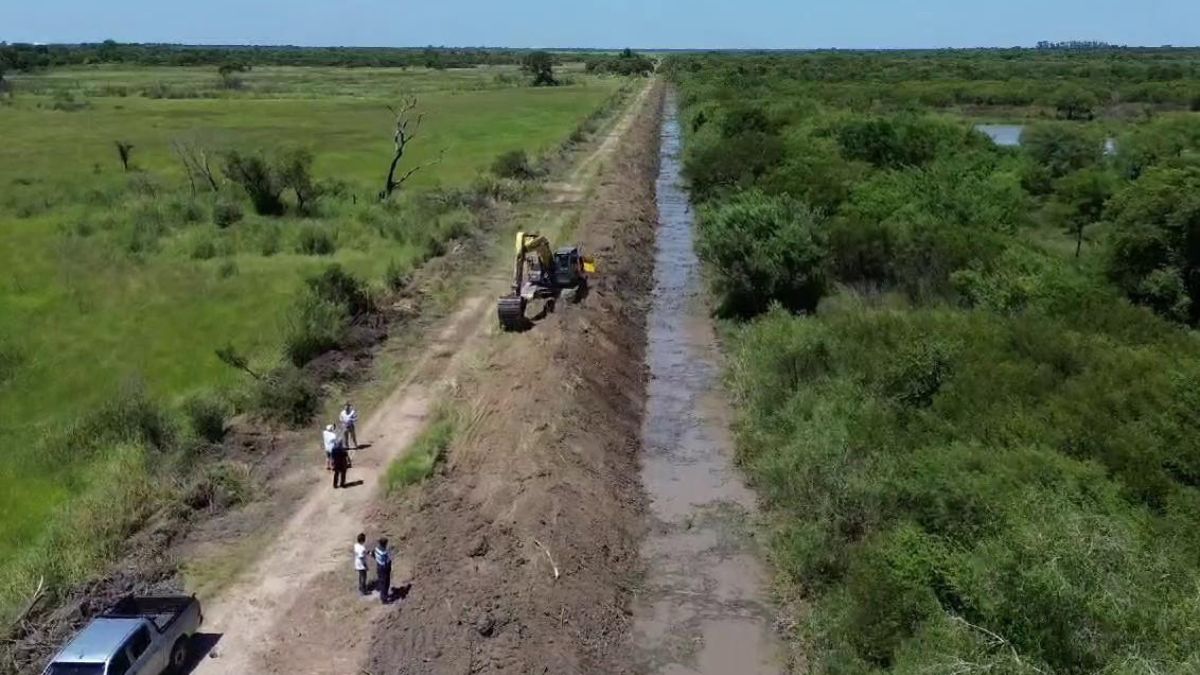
[322,424,339,471]
[340,402,359,450]
[331,439,350,489]
[374,538,393,604]
[354,533,369,595]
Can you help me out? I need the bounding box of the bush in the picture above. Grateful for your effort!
[183,393,228,443]
[222,151,284,216]
[1020,122,1104,189]
[212,200,243,228]
[683,128,786,202]
[697,191,828,317]
[284,293,347,367]
[190,236,218,260]
[296,224,336,255]
[253,366,320,427]
[385,259,410,292]
[217,259,238,279]
[258,224,281,256]
[305,264,373,317]
[1106,161,1200,323]
[729,307,1200,672]
[834,114,974,169]
[491,149,536,180]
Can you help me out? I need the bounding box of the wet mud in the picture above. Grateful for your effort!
[633,93,783,675]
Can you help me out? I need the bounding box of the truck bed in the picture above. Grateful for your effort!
[100,596,197,632]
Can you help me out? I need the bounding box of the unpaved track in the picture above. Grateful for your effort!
[191,296,495,674]
[363,82,664,674]
[190,81,654,675]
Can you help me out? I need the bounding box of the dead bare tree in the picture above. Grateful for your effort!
[114,141,134,172]
[172,140,220,196]
[380,97,442,200]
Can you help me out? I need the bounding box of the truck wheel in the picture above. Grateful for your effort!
[169,637,190,673]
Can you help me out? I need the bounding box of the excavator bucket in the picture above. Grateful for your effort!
[497,294,528,332]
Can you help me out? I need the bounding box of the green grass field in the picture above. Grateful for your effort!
[0,66,621,611]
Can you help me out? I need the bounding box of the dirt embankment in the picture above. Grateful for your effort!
[364,84,665,674]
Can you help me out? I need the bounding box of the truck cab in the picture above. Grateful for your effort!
[43,597,201,675]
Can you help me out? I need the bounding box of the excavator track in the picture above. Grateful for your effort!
[497,295,528,332]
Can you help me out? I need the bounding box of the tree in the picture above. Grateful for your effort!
[114,141,134,172]
[222,151,285,216]
[1053,85,1099,121]
[697,191,829,318]
[1021,122,1104,185]
[276,148,318,215]
[522,51,557,87]
[1047,167,1116,257]
[1106,161,1200,322]
[217,62,247,89]
[380,97,441,200]
[172,139,220,196]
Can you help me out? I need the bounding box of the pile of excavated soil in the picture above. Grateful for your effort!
[365,83,665,674]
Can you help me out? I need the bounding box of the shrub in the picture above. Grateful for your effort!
[296,224,336,255]
[183,393,228,443]
[522,50,557,86]
[165,196,204,224]
[217,259,238,279]
[385,259,410,292]
[683,129,786,202]
[184,461,252,511]
[1020,122,1104,189]
[190,236,218,260]
[729,307,1200,672]
[697,191,828,318]
[276,148,319,215]
[305,264,373,317]
[258,223,281,256]
[491,149,536,180]
[212,200,243,228]
[1106,161,1200,323]
[284,293,347,367]
[834,114,973,169]
[1053,83,1099,120]
[253,366,320,427]
[222,151,284,216]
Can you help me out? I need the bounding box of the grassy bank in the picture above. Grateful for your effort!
[0,64,625,626]
[670,50,1200,673]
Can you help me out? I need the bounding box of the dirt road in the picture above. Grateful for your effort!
[189,81,658,674]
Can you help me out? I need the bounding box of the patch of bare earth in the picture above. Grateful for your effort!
[362,84,665,674]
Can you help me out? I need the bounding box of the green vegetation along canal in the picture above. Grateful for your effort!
[632,93,782,674]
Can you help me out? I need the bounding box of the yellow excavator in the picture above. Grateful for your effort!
[497,231,595,331]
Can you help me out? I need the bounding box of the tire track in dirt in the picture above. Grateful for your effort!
[362,82,664,674]
[188,81,655,675]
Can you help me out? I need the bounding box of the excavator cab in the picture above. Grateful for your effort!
[553,247,585,288]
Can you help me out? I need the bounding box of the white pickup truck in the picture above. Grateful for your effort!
[42,596,203,675]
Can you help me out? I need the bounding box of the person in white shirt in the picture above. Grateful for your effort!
[322,424,340,470]
[340,402,359,450]
[354,533,369,595]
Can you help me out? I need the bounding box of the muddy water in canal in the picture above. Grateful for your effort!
[633,93,783,675]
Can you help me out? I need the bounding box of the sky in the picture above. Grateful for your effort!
[3,0,1198,50]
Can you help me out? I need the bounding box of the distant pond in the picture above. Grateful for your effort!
[974,123,1117,155]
